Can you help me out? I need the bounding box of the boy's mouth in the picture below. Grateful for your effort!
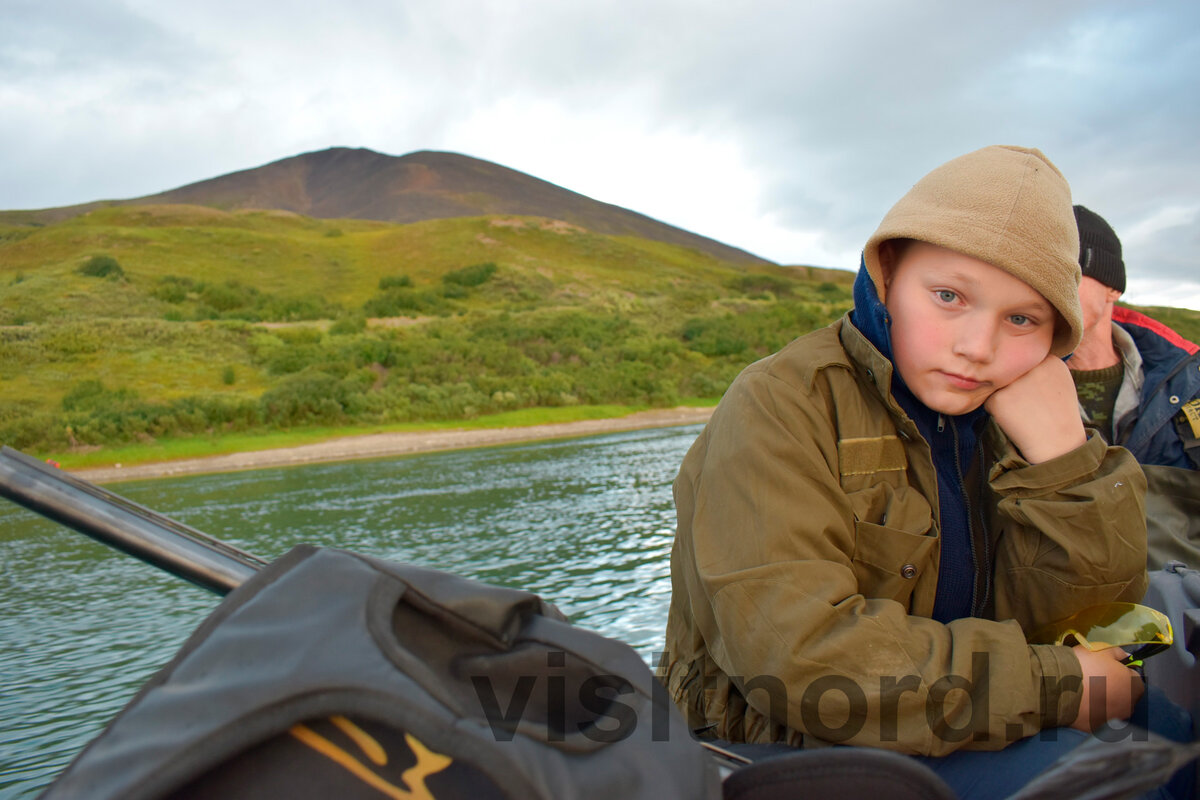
[939,371,985,391]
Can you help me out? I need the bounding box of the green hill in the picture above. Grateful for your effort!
[0,205,855,463]
[0,148,771,266]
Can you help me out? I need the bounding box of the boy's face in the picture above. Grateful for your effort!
[883,241,1056,416]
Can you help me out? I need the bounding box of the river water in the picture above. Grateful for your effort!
[0,424,703,798]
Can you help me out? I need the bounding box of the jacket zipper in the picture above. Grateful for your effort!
[949,418,978,613]
[946,416,990,616]
[1119,350,1200,449]
[970,438,991,615]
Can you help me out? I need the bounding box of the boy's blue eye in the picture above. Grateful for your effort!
[936,290,957,303]
[1010,314,1030,326]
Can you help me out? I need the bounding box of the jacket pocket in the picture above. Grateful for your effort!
[851,521,937,607]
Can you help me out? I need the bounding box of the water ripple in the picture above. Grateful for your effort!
[0,424,703,798]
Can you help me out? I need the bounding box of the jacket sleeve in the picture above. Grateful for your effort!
[987,428,1149,629]
[676,367,1079,755]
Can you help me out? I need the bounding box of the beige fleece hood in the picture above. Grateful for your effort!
[863,145,1083,356]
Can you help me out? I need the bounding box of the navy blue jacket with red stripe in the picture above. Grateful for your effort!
[1112,306,1200,469]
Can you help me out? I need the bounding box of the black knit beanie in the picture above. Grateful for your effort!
[1073,205,1126,293]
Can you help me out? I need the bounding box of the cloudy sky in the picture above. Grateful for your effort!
[3,0,1199,308]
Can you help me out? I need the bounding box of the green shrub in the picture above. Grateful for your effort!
[730,273,796,298]
[43,325,104,358]
[815,281,850,301]
[259,372,353,426]
[200,281,255,312]
[363,288,449,317]
[274,326,324,345]
[329,315,367,335]
[258,294,341,322]
[152,276,193,304]
[148,278,339,322]
[680,369,738,399]
[61,379,140,413]
[378,274,413,289]
[173,395,260,429]
[0,410,66,451]
[265,343,328,375]
[77,255,124,279]
[443,262,497,287]
[50,390,263,448]
[681,315,750,357]
[400,381,489,419]
[335,334,393,368]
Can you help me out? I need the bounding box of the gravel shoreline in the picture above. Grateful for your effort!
[70,406,714,484]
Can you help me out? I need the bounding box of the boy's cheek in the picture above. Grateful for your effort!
[979,385,1003,403]
[985,375,1017,394]
[1002,353,1057,390]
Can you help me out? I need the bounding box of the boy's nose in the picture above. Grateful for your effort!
[951,319,996,363]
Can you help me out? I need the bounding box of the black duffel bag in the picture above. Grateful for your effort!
[42,545,719,800]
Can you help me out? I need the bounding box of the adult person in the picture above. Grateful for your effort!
[661,146,1192,799]
[1069,205,1200,567]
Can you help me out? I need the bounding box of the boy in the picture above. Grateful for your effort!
[661,146,1161,796]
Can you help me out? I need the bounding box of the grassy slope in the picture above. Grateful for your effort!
[0,206,854,466]
[0,207,747,318]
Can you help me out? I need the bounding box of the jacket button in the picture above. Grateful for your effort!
[1169,395,1180,404]
[901,564,917,579]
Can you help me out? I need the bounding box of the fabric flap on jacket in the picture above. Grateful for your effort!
[838,435,906,476]
[1181,399,1200,438]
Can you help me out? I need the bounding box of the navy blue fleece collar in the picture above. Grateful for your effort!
[849,257,893,361]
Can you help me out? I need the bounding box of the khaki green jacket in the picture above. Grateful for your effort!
[662,318,1148,756]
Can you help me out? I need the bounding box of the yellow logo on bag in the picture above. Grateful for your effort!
[290,716,452,799]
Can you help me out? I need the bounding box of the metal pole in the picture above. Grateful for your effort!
[0,446,266,595]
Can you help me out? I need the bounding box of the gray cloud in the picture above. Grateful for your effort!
[1,0,1197,304]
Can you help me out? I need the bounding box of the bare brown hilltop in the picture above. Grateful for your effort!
[4,147,771,265]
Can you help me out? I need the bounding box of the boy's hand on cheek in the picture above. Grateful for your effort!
[983,355,1087,463]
